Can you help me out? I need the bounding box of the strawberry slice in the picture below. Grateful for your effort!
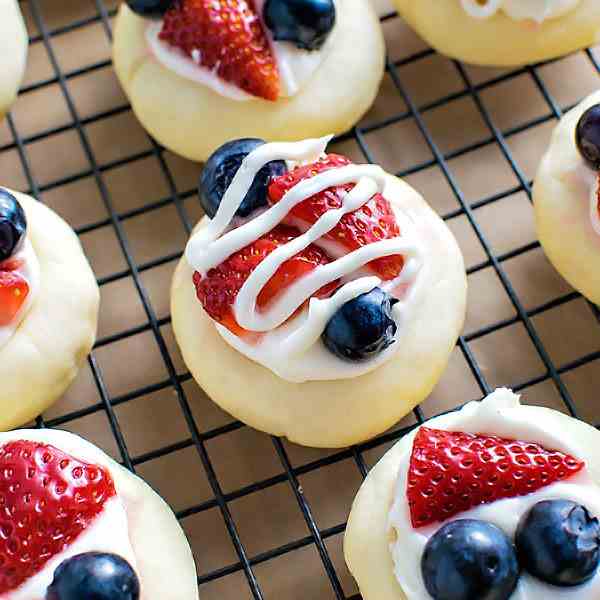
[0,271,29,327]
[159,0,280,101]
[268,154,405,280]
[194,224,338,336]
[0,440,116,594]
[407,427,585,529]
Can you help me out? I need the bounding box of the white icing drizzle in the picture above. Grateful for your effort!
[0,239,40,349]
[185,137,424,382]
[461,0,580,23]
[388,389,600,600]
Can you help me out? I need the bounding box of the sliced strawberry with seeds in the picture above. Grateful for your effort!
[268,154,404,280]
[0,271,29,326]
[159,0,280,101]
[407,427,585,529]
[194,224,338,335]
[0,440,116,594]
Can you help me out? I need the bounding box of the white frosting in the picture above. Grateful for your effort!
[146,0,335,101]
[185,137,424,382]
[461,0,580,23]
[0,239,40,349]
[5,497,137,600]
[388,388,600,600]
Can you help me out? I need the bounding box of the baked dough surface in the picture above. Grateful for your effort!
[170,175,467,448]
[394,0,600,66]
[0,428,198,600]
[343,399,600,600]
[534,90,600,305]
[112,0,385,162]
[0,0,28,117]
[0,190,99,430]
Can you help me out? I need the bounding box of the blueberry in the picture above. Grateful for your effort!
[125,0,174,19]
[264,0,336,51]
[575,103,600,169]
[200,138,287,219]
[322,287,398,362]
[421,520,519,600]
[0,189,26,262]
[46,553,140,600]
[516,499,600,587]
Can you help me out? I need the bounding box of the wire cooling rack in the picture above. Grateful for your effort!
[3,1,600,598]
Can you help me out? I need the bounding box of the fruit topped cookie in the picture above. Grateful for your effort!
[0,429,197,599]
[171,136,467,447]
[393,0,600,67]
[535,90,600,305]
[345,388,600,599]
[0,0,27,118]
[113,0,385,161]
[0,189,99,431]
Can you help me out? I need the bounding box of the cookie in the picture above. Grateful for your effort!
[113,0,385,161]
[345,388,600,599]
[171,137,466,448]
[0,0,28,117]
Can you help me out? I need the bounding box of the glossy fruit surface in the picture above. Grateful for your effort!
[516,499,600,587]
[160,0,280,100]
[421,519,519,600]
[407,427,584,528]
[46,553,140,600]
[0,271,29,326]
[126,0,174,18]
[193,224,338,335]
[268,154,404,280]
[0,441,116,594]
[322,287,398,361]
[0,189,26,263]
[576,103,600,169]
[200,138,287,219]
[263,0,336,51]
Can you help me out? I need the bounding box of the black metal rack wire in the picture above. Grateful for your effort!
[4,1,600,598]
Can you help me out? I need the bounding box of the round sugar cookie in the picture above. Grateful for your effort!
[0,0,28,117]
[0,189,99,430]
[0,428,198,599]
[393,0,600,67]
[112,0,385,162]
[171,140,466,448]
[344,388,600,600]
[534,90,600,305]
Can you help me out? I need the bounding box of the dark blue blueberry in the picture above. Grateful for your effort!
[0,189,26,262]
[421,519,519,600]
[516,499,600,587]
[126,0,174,18]
[199,138,287,219]
[263,0,336,51]
[322,287,398,362]
[46,553,140,600]
[576,103,600,170]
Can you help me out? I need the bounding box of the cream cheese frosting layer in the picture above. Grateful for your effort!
[388,388,600,600]
[461,0,580,22]
[146,0,336,101]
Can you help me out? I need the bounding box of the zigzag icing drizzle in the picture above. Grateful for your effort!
[185,137,424,382]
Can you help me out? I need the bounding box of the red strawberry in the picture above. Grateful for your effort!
[159,0,280,101]
[407,427,585,529]
[0,440,116,593]
[268,154,405,280]
[0,271,29,326]
[194,224,338,336]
